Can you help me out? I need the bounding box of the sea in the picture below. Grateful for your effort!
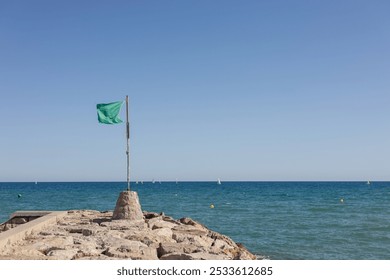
[0,181,389,260]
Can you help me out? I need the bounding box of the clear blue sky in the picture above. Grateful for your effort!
[1,0,389,182]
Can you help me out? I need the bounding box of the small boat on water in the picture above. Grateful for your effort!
[367,181,371,185]
[217,178,221,185]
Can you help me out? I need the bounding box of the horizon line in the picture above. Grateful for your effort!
[0,180,387,183]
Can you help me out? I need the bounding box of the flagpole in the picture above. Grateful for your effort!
[126,95,130,191]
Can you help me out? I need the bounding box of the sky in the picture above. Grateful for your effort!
[0,0,389,182]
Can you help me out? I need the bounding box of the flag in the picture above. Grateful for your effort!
[96,101,124,124]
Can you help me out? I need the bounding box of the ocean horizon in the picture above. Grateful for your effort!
[1,181,389,260]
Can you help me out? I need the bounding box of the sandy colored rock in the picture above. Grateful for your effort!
[12,218,27,224]
[157,242,199,257]
[101,219,146,230]
[147,217,179,230]
[0,210,259,260]
[190,252,230,260]
[159,253,194,260]
[152,228,173,240]
[104,243,158,260]
[46,248,79,259]
[124,227,175,247]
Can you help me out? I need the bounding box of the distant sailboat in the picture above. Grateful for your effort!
[152,179,155,184]
[217,178,221,185]
[367,181,371,185]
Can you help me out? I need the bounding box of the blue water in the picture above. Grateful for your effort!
[0,181,389,260]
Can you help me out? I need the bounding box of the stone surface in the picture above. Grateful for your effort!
[157,242,199,257]
[112,191,143,220]
[0,209,260,260]
[0,211,68,249]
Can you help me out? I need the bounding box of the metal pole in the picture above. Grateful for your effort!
[126,95,130,191]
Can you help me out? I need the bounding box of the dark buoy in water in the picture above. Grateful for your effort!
[18,194,22,198]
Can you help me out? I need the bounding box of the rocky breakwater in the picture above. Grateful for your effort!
[0,210,257,260]
[0,191,259,260]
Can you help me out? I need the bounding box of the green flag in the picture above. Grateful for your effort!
[96,101,124,124]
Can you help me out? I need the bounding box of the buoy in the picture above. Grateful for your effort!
[210,204,215,209]
[340,198,344,203]
[18,194,22,198]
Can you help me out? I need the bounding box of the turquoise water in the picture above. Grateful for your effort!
[0,181,389,259]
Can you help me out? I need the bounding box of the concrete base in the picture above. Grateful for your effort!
[112,191,143,220]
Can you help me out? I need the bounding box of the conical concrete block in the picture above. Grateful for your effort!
[112,191,143,220]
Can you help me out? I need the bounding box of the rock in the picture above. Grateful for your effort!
[46,249,79,259]
[103,241,158,260]
[173,224,208,235]
[188,252,230,260]
[210,238,236,258]
[191,235,214,248]
[208,230,237,247]
[31,236,74,254]
[68,228,83,234]
[11,218,27,224]
[125,228,174,246]
[75,255,119,260]
[4,248,46,259]
[102,236,138,249]
[82,229,94,236]
[39,231,54,236]
[179,217,199,226]
[233,243,257,260]
[172,226,209,243]
[0,209,260,260]
[157,242,199,258]
[152,228,173,240]
[160,253,194,260]
[112,191,143,220]
[101,219,146,230]
[143,211,161,219]
[148,218,179,230]
[162,216,178,223]
[211,238,234,251]
[74,240,105,259]
[66,224,102,236]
